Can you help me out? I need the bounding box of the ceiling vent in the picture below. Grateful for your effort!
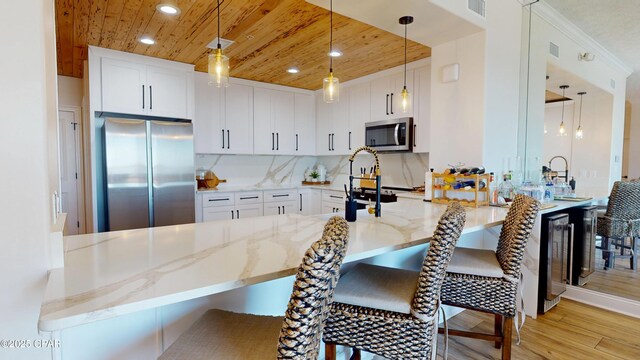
[207,37,235,50]
[467,0,486,18]
[549,42,560,58]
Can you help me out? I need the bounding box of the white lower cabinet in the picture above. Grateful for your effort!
[298,188,322,215]
[235,203,263,219]
[203,205,235,222]
[264,201,297,216]
[199,188,324,222]
[321,190,345,214]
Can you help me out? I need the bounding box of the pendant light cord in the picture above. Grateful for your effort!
[578,93,583,127]
[404,22,407,88]
[217,0,221,49]
[560,87,566,125]
[329,0,333,72]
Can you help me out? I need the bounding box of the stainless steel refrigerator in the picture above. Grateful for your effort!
[103,118,195,231]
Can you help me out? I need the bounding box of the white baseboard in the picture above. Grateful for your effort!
[562,285,640,318]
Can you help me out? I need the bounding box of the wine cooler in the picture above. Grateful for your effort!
[568,206,598,286]
[538,213,571,313]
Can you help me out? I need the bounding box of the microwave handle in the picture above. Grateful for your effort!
[394,124,400,146]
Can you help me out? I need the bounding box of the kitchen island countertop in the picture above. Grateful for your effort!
[39,199,509,332]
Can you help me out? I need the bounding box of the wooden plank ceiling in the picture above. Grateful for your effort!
[55,0,431,90]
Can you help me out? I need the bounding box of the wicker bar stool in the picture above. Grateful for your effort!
[597,181,640,270]
[323,202,466,360]
[439,194,540,360]
[158,216,349,360]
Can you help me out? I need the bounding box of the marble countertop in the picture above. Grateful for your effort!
[39,200,510,332]
[196,183,344,193]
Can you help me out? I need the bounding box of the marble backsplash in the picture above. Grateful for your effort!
[195,153,429,189]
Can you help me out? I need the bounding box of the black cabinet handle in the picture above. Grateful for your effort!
[222,129,225,149]
[296,134,299,151]
[237,210,239,219]
[142,85,145,109]
[299,194,302,212]
[231,210,234,219]
[413,124,417,147]
[282,206,285,214]
[331,134,335,151]
[272,133,275,151]
[276,133,279,150]
[273,194,289,198]
[239,196,259,200]
[278,206,281,215]
[390,93,394,114]
[149,85,153,110]
[328,134,331,151]
[227,130,230,149]
[329,195,342,199]
[209,198,230,202]
[348,131,352,150]
[386,94,389,115]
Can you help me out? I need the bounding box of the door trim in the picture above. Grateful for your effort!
[59,105,86,234]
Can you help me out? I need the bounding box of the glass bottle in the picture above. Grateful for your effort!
[498,173,515,203]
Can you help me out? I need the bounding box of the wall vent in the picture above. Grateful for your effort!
[468,0,486,18]
[610,79,616,89]
[549,42,560,58]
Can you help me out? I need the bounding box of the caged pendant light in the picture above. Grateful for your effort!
[575,92,586,139]
[208,0,229,87]
[323,0,339,103]
[399,16,413,113]
[558,85,569,136]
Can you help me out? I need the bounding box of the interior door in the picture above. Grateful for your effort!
[146,65,188,119]
[101,58,146,115]
[150,121,195,227]
[58,110,81,235]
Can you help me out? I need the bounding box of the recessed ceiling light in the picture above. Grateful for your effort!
[140,37,155,45]
[157,4,180,15]
[328,50,342,57]
[287,67,299,74]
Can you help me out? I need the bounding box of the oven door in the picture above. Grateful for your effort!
[365,119,411,151]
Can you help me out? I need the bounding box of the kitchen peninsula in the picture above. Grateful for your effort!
[39,195,597,359]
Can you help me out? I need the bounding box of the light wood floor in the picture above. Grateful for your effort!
[436,299,640,360]
[582,249,640,302]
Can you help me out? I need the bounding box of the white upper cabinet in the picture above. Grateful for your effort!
[101,58,147,116]
[194,72,253,154]
[348,82,370,151]
[315,88,350,155]
[224,84,254,154]
[294,93,316,155]
[370,70,414,120]
[413,65,431,153]
[254,88,295,155]
[146,65,190,119]
[98,51,193,120]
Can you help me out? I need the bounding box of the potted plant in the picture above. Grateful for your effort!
[310,170,320,183]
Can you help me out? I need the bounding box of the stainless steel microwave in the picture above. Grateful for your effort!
[365,118,412,152]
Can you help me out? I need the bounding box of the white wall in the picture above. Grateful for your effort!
[628,100,640,179]
[57,75,84,107]
[543,101,575,167]
[429,31,486,172]
[0,1,58,359]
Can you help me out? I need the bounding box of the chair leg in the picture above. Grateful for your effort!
[494,314,503,349]
[631,237,637,272]
[324,342,336,360]
[350,348,361,360]
[502,317,513,360]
